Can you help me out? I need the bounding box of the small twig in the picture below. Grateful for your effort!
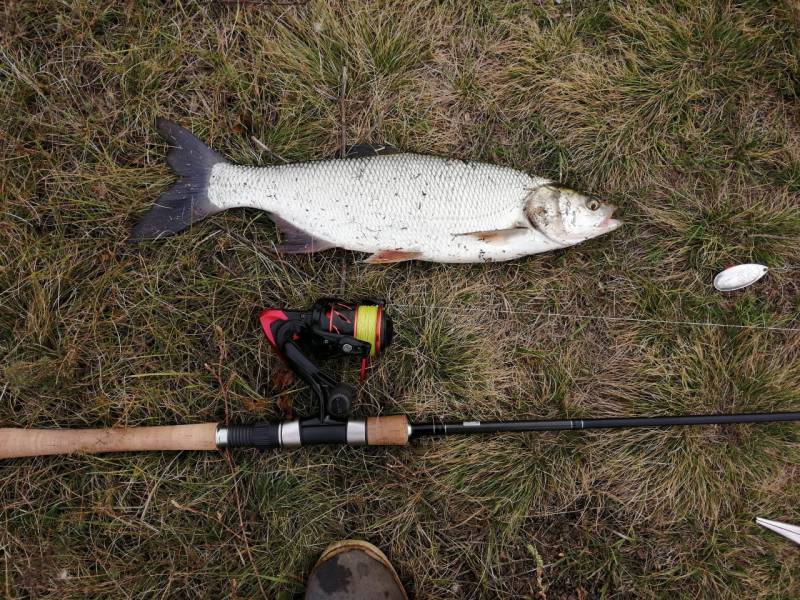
[3,531,12,600]
[339,256,348,295]
[339,65,348,157]
[223,451,265,595]
[213,0,309,5]
[140,453,181,521]
[97,507,160,534]
[206,327,268,598]
[169,500,249,547]
[251,135,287,163]
[526,543,547,600]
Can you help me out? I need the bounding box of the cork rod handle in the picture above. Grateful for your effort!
[366,416,410,445]
[0,423,219,459]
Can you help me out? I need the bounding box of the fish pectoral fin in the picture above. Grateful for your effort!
[364,249,423,264]
[271,215,336,254]
[456,227,529,244]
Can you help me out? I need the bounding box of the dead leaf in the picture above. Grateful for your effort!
[276,394,294,418]
[241,396,267,413]
[271,366,295,390]
[91,183,108,199]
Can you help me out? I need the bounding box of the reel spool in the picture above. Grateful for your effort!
[260,299,392,422]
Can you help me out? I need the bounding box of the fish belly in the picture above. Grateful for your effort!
[208,153,552,262]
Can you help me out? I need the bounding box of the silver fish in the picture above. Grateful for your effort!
[132,119,621,263]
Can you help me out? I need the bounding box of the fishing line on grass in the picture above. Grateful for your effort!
[392,304,800,333]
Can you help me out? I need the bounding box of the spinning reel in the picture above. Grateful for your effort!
[257,299,393,445]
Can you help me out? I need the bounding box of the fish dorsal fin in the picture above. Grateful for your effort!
[343,143,400,158]
[455,227,529,244]
[271,214,336,254]
[365,249,422,264]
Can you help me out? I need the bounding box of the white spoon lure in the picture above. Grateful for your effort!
[713,264,769,291]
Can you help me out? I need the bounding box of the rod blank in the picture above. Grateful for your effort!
[410,412,800,438]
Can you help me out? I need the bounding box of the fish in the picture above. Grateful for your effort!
[131,118,622,263]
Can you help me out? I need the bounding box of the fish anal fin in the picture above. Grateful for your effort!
[343,143,400,158]
[271,215,336,254]
[365,249,422,264]
[457,227,528,244]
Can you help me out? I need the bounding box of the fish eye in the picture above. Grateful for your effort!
[586,198,601,211]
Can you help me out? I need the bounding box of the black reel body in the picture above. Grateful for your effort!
[259,299,392,426]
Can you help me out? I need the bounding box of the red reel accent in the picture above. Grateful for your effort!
[259,309,289,349]
[374,305,383,354]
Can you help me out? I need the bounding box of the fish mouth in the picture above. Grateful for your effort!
[600,217,623,231]
[598,205,622,231]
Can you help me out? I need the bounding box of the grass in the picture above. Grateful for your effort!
[1,0,799,597]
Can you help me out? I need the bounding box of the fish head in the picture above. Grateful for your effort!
[524,184,621,245]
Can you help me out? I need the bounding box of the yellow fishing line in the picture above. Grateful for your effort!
[355,305,379,356]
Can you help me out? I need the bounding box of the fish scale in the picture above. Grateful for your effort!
[131,119,621,262]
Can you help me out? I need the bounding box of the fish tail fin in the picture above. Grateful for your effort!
[130,118,228,241]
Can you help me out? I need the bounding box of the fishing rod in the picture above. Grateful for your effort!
[1,299,799,459]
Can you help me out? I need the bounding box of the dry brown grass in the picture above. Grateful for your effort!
[1,0,799,598]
